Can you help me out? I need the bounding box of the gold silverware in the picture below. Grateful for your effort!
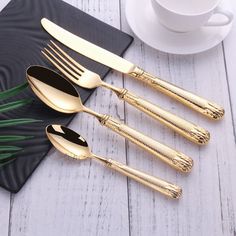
[46,124,182,199]
[41,41,210,145]
[41,18,225,120]
[27,65,193,172]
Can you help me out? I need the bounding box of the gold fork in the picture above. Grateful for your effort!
[42,41,210,145]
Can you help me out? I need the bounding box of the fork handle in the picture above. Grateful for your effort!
[93,154,182,199]
[115,88,210,145]
[99,115,193,173]
[129,67,225,120]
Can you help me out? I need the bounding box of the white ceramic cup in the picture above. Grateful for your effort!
[151,0,234,32]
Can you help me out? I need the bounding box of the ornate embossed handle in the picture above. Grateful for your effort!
[98,115,193,172]
[129,68,225,120]
[93,155,182,199]
[115,89,210,145]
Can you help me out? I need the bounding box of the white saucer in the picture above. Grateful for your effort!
[125,0,233,54]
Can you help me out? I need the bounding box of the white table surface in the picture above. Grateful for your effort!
[0,0,236,235]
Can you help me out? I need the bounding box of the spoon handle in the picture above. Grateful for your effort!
[129,67,225,120]
[114,88,210,145]
[99,115,193,172]
[93,154,182,199]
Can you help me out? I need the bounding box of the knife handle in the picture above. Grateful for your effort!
[114,88,210,145]
[129,67,225,120]
[93,154,182,199]
[99,115,193,172]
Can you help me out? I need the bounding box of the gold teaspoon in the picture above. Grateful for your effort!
[46,124,182,199]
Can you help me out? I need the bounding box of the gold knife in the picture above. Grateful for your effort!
[41,18,224,120]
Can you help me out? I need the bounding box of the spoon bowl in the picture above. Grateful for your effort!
[46,124,90,160]
[27,65,83,113]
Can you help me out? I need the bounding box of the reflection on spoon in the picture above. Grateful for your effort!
[46,124,182,199]
[26,65,193,173]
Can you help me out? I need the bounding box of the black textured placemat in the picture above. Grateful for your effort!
[0,0,133,193]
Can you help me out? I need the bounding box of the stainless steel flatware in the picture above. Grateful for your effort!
[41,41,210,145]
[27,65,193,172]
[41,18,225,120]
[46,124,182,199]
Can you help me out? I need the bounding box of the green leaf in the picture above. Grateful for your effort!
[0,152,17,162]
[0,159,15,168]
[0,99,33,113]
[0,151,21,168]
[0,82,28,100]
[0,146,23,152]
[0,135,34,142]
[0,82,42,168]
[0,118,42,128]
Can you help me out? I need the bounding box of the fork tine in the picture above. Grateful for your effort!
[50,40,86,72]
[46,44,83,77]
[41,49,80,84]
[43,47,81,79]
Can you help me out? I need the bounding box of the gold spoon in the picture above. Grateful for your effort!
[26,65,193,173]
[46,124,182,199]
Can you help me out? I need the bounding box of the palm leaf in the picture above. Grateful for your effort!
[0,82,42,168]
[0,146,23,152]
[0,82,28,100]
[0,118,41,128]
[0,99,33,113]
[0,135,34,142]
[0,152,18,162]
[0,159,15,168]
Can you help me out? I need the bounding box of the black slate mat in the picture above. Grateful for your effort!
[0,0,133,193]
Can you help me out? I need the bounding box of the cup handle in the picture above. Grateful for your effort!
[205,6,234,26]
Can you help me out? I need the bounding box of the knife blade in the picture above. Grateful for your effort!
[41,18,224,120]
[41,18,135,74]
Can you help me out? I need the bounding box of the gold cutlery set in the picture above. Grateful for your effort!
[27,18,224,199]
